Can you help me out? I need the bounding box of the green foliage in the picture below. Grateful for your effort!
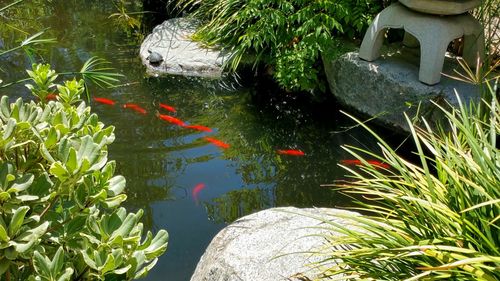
[311,83,499,280]
[0,66,167,280]
[109,0,142,29]
[31,247,74,281]
[178,0,382,92]
[23,62,110,107]
[0,2,56,65]
[0,0,25,13]
[56,79,85,106]
[0,30,56,59]
[24,63,58,102]
[76,57,123,102]
[2,58,123,105]
[0,1,122,94]
[474,0,499,63]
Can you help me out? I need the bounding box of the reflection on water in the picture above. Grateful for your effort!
[1,1,385,280]
[205,188,274,224]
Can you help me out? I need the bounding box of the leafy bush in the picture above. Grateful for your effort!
[313,83,499,280]
[177,0,383,92]
[0,65,168,280]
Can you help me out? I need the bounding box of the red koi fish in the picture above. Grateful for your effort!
[123,103,147,115]
[182,124,212,132]
[192,183,206,203]
[157,114,186,126]
[94,97,116,105]
[340,159,390,169]
[204,137,230,149]
[159,103,176,113]
[46,93,58,101]
[277,149,305,156]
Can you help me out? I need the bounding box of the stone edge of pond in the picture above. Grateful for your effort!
[190,207,360,281]
[323,48,481,132]
[140,17,232,79]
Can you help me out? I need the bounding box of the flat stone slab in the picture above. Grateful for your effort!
[190,207,360,281]
[323,49,481,131]
[140,18,230,78]
[399,0,480,15]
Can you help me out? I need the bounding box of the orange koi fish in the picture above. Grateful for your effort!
[340,159,390,169]
[123,103,147,115]
[159,103,176,113]
[204,137,230,149]
[192,183,206,202]
[93,97,116,105]
[157,114,186,126]
[182,124,212,132]
[46,93,58,101]
[277,149,305,156]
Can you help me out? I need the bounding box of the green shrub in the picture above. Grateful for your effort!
[178,0,382,92]
[0,65,168,280]
[311,83,499,280]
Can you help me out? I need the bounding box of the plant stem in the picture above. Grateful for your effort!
[46,200,90,233]
[21,156,43,173]
[0,78,31,89]
[14,149,19,168]
[75,266,89,281]
[0,45,24,57]
[0,0,24,13]
[39,195,58,219]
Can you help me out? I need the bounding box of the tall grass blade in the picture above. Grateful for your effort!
[307,85,499,280]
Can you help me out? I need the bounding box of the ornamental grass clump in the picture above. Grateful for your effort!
[0,64,168,280]
[315,84,499,280]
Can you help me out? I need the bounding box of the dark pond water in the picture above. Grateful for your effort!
[0,1,387,280]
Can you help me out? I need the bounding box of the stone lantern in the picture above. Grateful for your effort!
[359,0,484,85]
[399,0,481,15]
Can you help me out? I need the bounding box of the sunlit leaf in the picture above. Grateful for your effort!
[9,206,29,237]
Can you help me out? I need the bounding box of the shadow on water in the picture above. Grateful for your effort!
[0,1,408,280]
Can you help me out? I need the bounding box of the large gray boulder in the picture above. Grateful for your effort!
[140,18,230,78]
[191,207,359,281]
[323,49,480,131]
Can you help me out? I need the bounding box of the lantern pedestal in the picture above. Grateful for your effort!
[359,3,483,85]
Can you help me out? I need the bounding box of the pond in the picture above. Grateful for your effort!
[0,1,388,280]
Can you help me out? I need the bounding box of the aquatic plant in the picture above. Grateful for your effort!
[0,0,123,95]
[311,81,499,280]
[176,0,383,92]
[0,0,57,71]
[109,0,142,29]
[2,59,123,107]
[0,30,56,59]
[0,67,168,280]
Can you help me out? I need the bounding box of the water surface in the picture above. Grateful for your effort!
[0,2,384,280]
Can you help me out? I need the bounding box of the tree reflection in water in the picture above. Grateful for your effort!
[204,188,273,223]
